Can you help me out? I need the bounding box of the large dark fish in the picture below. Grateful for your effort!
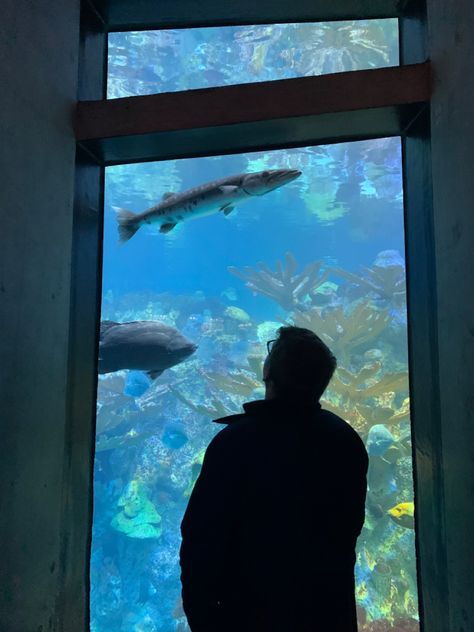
[116,168,302,242]
[98,320,197,379]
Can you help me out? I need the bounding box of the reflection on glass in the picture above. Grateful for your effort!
[107,20,399,98]
[91,139,419,632]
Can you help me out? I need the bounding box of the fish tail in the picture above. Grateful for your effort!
[116,208,140,243]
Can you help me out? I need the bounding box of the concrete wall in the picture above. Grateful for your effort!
[0,1,80,630]
[0,1,473,631]
[427,1,474,630]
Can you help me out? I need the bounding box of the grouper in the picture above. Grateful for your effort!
[98,320,197,379]
[116,168,302,242]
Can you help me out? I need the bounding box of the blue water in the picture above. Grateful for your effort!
[108,20,399,98]
[91,19,418,632]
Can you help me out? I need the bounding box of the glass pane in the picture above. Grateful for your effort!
[91,138,419,632]
[108,20,399,98]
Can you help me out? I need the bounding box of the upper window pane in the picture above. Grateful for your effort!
[107,19,399,98]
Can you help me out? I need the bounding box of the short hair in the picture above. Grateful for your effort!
[265,326,337,401]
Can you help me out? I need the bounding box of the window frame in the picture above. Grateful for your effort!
[71,1,446,630]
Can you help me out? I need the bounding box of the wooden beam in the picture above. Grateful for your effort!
[92,0,408,31]
[75,62,431,165]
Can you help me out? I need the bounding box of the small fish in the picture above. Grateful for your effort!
[123,370,153,397]
[366,424,395,457]
[98,320,197,379]
[388,501,415,529]
[115,169,301,242]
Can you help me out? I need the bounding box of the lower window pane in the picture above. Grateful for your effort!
[91,138,419,631]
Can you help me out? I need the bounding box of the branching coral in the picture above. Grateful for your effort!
[322,363,409,435]
[331,259,406,306]
[290,302,391,364]
[229,252,329,311]
[200,368,261,398]
[168,385,238,418]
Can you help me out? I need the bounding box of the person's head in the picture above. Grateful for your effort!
[263,326,337,402]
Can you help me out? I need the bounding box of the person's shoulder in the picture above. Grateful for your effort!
[319,408,368,458]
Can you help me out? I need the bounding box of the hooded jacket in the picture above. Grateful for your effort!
[180,398,368,632]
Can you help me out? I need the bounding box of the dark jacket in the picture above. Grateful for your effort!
[180,398,368,632]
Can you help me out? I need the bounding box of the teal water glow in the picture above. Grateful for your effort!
[92,140,419,632]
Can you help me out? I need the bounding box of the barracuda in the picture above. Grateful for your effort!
[116,168,301,243]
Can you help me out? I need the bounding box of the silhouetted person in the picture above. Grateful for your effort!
[180,326,368,631]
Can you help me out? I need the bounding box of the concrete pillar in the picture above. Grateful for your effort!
[426,1,474,630]
[0,1,81,630]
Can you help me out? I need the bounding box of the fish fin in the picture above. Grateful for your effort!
[147,369,164,380]
[218,185,239,195]
[100,320,119,335]
[221,204,235,216]
[162,192,176,201]
[116,208,140,243]
[160,222,177,234]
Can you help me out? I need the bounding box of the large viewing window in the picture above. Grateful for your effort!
[91,138,419,631]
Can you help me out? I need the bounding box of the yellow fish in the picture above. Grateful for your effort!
[388,501,415,529]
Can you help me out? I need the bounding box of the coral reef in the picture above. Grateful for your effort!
[200,367,261,398]
[111,481,162,539]
[168,385,238,418]
[320,362,409,436]
[229,252,329,311]
[360,618,419,632]
[291,302,391,364]
[331,250,406,307]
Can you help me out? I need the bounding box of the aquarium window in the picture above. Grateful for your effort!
[107,19,399,98]
[91,138,419,631]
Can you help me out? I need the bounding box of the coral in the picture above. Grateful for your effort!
[360,618,419,632]
[331,251,406,306]
[223,306,251,323]
[200,367,261,398]
[184,450,206,497]
[246,354,265,382]
[168,385,238,418]
[96,428,154,452]
[322,363,409,435]
[229,252,329,311]
[256,321,282,344]
[290,302,391,364]
[111,480,162,539]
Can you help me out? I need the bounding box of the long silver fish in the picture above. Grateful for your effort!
[116,168,301,242]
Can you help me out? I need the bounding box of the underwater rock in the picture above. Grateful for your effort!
[99,320,197,379]
[256,321,281,345]
[124,371,152,397]
[184,450,206,497]
[161,423,189,450]
[223,306,251,323]
[111,480,162,539]
[366,425,395,457]
[373,249,405,269]
[360,617,419,631]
